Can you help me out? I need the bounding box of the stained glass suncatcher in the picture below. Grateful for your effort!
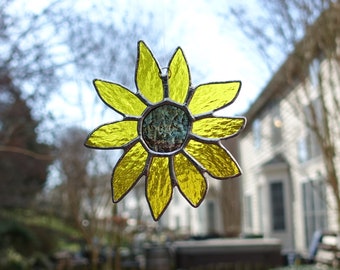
[85,41,246,220]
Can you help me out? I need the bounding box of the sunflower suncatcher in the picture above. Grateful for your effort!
[85,41,246,220]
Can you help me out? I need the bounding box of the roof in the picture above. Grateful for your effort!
[243,2,340,130]
[261,154,288,167]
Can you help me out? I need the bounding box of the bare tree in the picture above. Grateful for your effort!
[56,127,114,269]
[227,1,340,228]
[1,0,161,211]
[1,0,161,137]
[0,71,53,207]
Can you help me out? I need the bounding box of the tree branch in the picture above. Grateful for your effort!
[0,145,54,161]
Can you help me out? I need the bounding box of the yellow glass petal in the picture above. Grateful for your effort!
[147,157,172,220]
[136,41,163,103]
[112,142,148,201]
[94,79,146,116]
[174,153,206,207]
[192,117,245,139]
[188,81,241,115]
[168,48,190,104]
[85,120,138,148]
[185,140,240,178]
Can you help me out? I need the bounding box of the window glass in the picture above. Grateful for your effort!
[271,107,282,146]
[298,136,308,163]
[299,98,322,162]
[309,58,320,90]
[252,119,261,149]
[270,182,286,231]
[302,180,327,247]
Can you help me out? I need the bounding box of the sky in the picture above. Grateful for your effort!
[40,0,273,189]
[47,0,271,131]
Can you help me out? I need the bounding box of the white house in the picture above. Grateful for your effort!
[126,169,240,238]
[239,4,340,254]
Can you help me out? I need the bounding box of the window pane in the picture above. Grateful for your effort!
[302,180,328,247]
[309,58,320,90]
[270,182,285,231]
[271,107,282,146]
[298,137,308,163]
[252,119,261,149]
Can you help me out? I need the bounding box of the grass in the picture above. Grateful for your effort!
[0,208,85,256]
[0,208,79,237]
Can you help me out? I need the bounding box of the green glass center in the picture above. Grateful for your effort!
[142,104,189,153]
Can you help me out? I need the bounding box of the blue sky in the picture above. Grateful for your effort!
[46,0,271,130]
[41,0,272,188]
[114,0,270,114]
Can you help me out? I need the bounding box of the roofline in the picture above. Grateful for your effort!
[243,2,340,128]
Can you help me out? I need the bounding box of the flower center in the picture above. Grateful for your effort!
[142,104,189,153]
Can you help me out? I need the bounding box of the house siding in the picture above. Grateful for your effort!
[239,55,340,253]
